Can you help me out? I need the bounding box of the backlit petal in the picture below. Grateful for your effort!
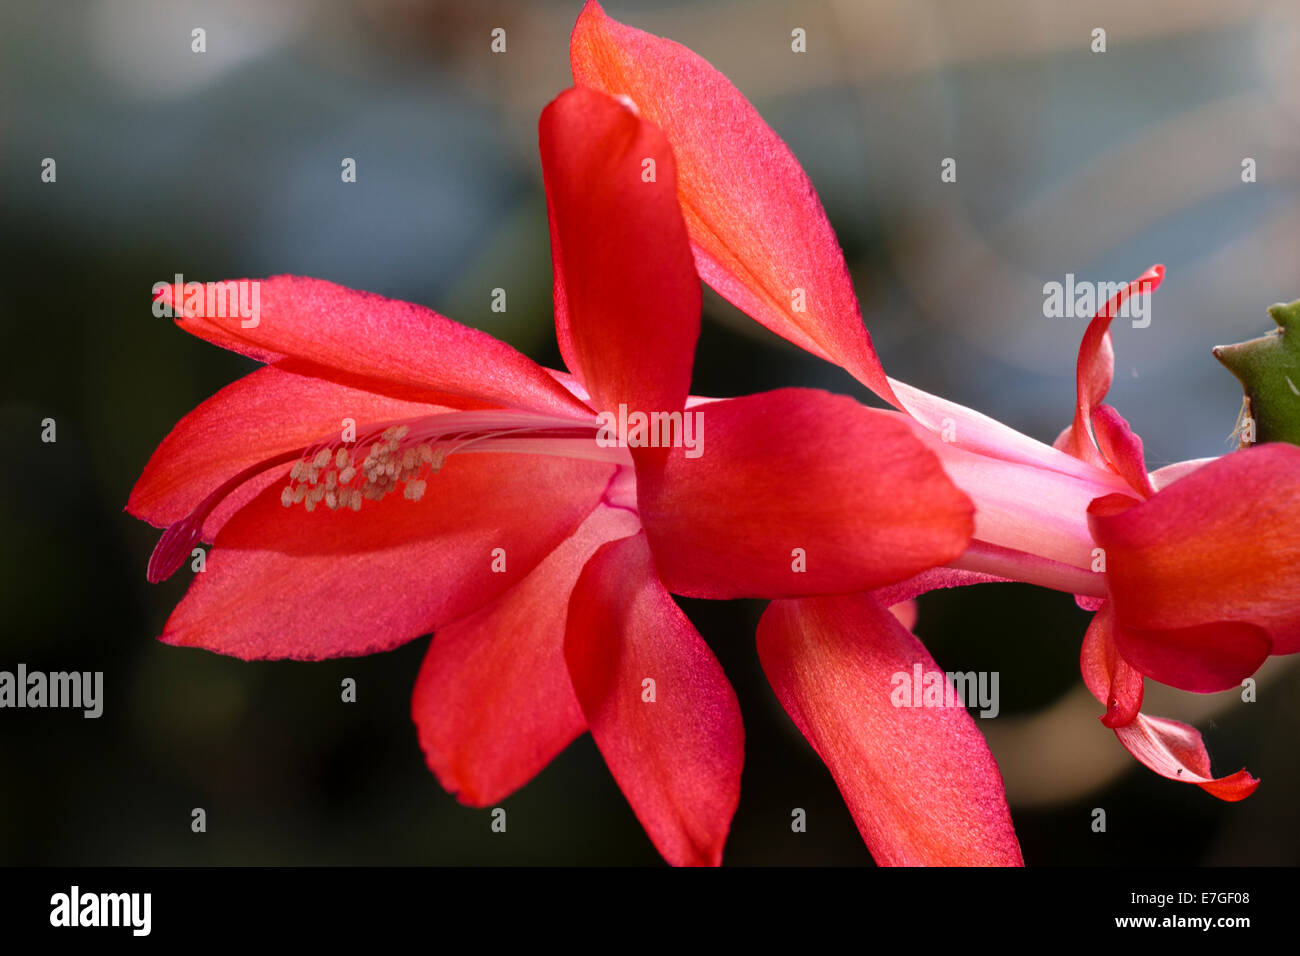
[1090,404,1155,499]
[411,502,639,806]
[637,389,973,598]
[1079,603,1144,727]
[160,453,614,660]
[155,277,591,417]
[1081,599,1257,800]
[571,1,896,402]
[1055,265,1165,467]
[757,593,1023,866]
[540,86,700,418]
[1115,715,1259,802]
[565,531,743,867]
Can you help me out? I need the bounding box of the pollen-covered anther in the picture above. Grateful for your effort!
[276,412,610,516]
[150,410,611,584]
[303,484,326,512]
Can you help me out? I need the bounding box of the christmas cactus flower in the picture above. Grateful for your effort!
[570,1,1300,815]
[129,86,978,866]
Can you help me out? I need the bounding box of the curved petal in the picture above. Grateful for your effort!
[1090,404,1155,499]
[128,365,452,537]
[1055,265,1164,467]
[540,86,700,418]
[570,1,896,404]
[1079,603,1144,727]
[411,501,640,806]
[1089,443,1300,652]
[160,453,615,660]
[637,389,974,599]
[564,531,743,867]
[757,593,1023,866]
[1079,603,1256,799]
[154,277,592,417]
[1113,618,1271,694]
[1114,715,1260,802]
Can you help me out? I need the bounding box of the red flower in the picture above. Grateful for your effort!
[130,86,973,865]
[570,1,1299,815]
[890,275,1296,800]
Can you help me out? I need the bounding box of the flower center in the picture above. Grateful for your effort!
[285,424,441,514]
[146,409,622,582]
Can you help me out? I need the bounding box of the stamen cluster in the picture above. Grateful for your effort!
[280,426,445,512]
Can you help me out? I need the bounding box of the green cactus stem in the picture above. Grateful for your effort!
[1213,299,1300,448]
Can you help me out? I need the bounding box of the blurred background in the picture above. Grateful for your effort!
[1,0,1297,865]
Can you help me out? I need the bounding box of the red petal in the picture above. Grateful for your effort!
[564,531,743,866]
[1079,603,1257,799]
[1055,265,1164,467]
[637,389,973,598]
[160,453,614,659]
[1090,404,1155,499]
[155,277,591,417]
[757,594,1023,866]
[1089,443,1300,653]
[570,2,896,404]
[1079,603,1144,727]
[539,87,700,418]
[1114,715,1259,802]
[128,365,453,537]
[1113,618,1270,694]
[411,502,639,806]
